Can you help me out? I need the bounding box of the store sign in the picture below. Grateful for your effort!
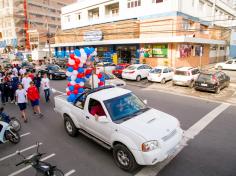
[83,30,103,41]
[152,44,168,58]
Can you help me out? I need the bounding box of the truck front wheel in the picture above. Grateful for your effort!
[113,144,138,172]
[64,115,78,137]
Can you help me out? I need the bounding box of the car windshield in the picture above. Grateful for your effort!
[150,68,162,73]
[198,74,212,82]
[126,65,137,70]
[49,65,60,71]
[104,93,148,123]
[102,72,116,80]
[175,70,188,76]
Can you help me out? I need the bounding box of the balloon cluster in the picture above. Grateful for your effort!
[65,47,105,102]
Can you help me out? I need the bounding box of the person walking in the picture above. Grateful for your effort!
[33,74,41,92]
[27,81,43,117]
[21,73,32,91]
[15,84,27,123]
[41,74,50,102]
[12,74,19,103]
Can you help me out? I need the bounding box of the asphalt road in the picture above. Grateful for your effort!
[0,80,235,176]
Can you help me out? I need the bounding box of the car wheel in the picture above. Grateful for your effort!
[64,115,78,137]
[136,75,141,82]
[113,144,138,172]
[215,87,221,94]
[189,81,194,88]
[217,66,223,70]
[49,74,53,80]
[161,78,166,84]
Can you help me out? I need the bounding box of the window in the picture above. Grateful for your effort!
[88,99,106,117]
[191,69,200,75]
[152,0,163,3]
[163,68,168,73]
[127,0,141,8]
[220,46,225,50]
[76,13,81,20]
[198,0,204,11]
[226,60,233,64]
[65,15,71,22]
[111,8,119,16]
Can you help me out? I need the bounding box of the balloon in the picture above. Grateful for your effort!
[68,93,76,102]
[98,81,104,86]
[100,77,105,82]
[78,88,85,93]
[71,75,77,81]
[67,77,71,82]
[70,54,75,60]
[75,78,81,83]
[74,89,78,94]
[66,71,72,77]
[79,82,85,87]
[77,73,85,78]
[84,47,91,55]
[91,50,97,56]
[70,81,76,85]
[85,69,92,75]
[75,58,81,65]
[67,91,71,96]
[74,84,80,90]
[90,47,95,54]
[78,67,84,73]
[67,63,72,67]
[66,87,69,92]
[67,67,73,72]
[74,49,81,57]
[68,59,75,65]
[72,70,78,75]
[73,64,79,70]
[79,63,84,67]
[97,73,103,79]
[69,86,74,91]
[85,74,91,78]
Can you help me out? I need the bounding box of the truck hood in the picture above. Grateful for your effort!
[120,108,179,141]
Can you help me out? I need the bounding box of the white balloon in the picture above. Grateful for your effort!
[80,49,87,63]
[79,63,84,67]
[66,71,72,77]
[72,70,78,75]
[79,82,85,87]
[71,75,77,81]
[91,51,97,56]
[70,81,76,85]
[68,59,75,65]
[66,88,69,92]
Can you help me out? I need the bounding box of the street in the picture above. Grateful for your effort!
[0,80,235,176]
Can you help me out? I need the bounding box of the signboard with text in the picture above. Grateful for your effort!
[83,30,103,41]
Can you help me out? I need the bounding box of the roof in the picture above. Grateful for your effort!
[90,87,131,101]
[153,66,169,69]
[176,67,194,71]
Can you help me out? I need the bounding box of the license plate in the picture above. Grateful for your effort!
[201,83,207,87]
[61,75,66,77]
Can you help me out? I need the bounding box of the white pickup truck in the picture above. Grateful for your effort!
[54,86,183,172]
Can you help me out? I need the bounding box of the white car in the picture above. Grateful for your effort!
[122,64,152,81]
[214,60,236,71]
[147,66,174,84]
[96,62,116,73]
[172,67,200,88]
[54,86,183,172]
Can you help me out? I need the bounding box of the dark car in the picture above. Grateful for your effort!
[112,63,130,78]
[38,65,66,80]
[195,71,230,94]
[21,62,35,73]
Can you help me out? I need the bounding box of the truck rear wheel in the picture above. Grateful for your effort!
[113,144,138,172]
[64,115,78,137]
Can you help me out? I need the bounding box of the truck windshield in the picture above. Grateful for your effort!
[104,93,148,123]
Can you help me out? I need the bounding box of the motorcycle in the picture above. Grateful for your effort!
[16,142,64,176]
[0,107,21,132]
[0,121,20,144]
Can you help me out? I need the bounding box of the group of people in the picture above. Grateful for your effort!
[0,65,51,123]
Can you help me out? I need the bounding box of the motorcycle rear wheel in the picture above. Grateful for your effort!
[51,168,64,176]
[9,118,21,132]
[5,130,20,144]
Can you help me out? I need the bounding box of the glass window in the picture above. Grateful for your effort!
[150,68,162,73]
[152,0,164,3]
[127,0,141,8]
[127,65,137,70]
[175,70,188,76]
[191,69,200,75]
[163,68,168,73]
[226,60,233,64]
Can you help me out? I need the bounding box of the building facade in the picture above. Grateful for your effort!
[0,0,75,57]
[53,0,236,67]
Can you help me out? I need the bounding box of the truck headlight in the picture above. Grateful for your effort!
[141,140,159,152]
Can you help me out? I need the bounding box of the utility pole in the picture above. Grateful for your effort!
[46,0,52,64]
[212,0,216,26]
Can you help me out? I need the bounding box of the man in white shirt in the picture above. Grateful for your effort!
[12,67,18,75]
[21,73,32,91]
[41,73,50,102]
[19,67,26,75]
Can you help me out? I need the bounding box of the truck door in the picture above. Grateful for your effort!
[83,98,112,144]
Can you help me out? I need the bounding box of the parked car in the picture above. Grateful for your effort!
[54,86,183,172]
[172,67,200,88]
[85,72,126,88]
[37,64,66,80]
[21,62,35,73]
[122,64,152,81]
[195,71,230,94]
[147,66,174,84]
[214,60,236,71]
[96,62,116,73]
[112,63,130,78]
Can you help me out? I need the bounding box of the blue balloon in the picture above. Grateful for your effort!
[78,67,84,73]
[90,56,95,61]
[75,78,80,83]
[74,49,81,57]
[69,86,74,91]
[81,78,86,82]
[100,77,105,82]
[67,93,76,102]
[84,47,91,55]
[67,77,71,81]
[90,47,95,53]
[67,67,73,72]
[78,88,85,93]
[85,74,91,78]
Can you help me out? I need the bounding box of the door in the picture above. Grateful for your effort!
[162,68,169,80]
[70,101,86,129]
[224,60,233,70]
[83,98,112,144]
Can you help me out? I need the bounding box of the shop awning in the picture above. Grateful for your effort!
[52,36,226,48]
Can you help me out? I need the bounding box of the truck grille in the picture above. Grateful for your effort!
[162,129,177,142]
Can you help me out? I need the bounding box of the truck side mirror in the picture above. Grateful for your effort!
[97,116,109,123]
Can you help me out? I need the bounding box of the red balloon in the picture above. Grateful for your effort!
[77,73,85,78]
[98,81,104,86]
[67,91,71,96]
[85,69,92,75]
[75,58,80,65]
[97,73,102,79]
[74,84,80,90]
[73,64,79,70]
[67,82,72,87]
[70,54,75,60]
[74,89,78,94]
